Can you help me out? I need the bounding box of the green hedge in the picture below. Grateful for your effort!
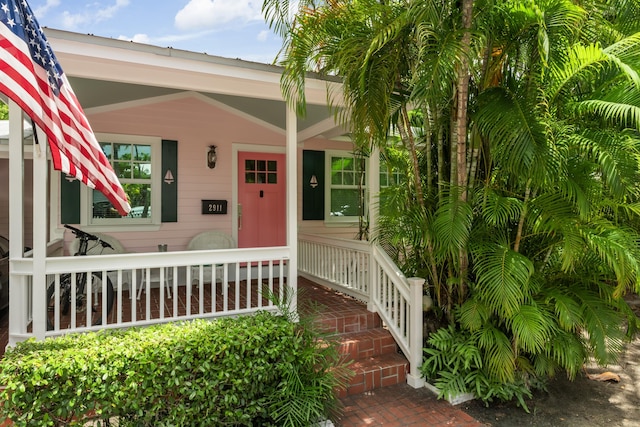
[0,312,349,426]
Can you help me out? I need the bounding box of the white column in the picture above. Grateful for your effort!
[407,276,426,388]
[8,101,28,347]
[49,169,61,243]
[368,146,380,241]
[366,147,380,311]
[31,126,48,340]
[286,105,298,315]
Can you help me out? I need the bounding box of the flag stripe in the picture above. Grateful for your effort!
[0,0,130,215]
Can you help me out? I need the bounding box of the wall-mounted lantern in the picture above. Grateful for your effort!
[207,145,218,169]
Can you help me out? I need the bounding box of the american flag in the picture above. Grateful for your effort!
[0,0,131,215]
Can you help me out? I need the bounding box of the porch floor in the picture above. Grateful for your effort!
[0,277,484,427]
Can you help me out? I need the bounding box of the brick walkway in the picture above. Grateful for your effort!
[336,384,485,426]
[0,281,486,427]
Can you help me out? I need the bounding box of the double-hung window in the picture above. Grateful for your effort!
[83,134,161,226]
[325,151,366,223]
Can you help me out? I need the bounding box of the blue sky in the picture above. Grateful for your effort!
[31,0,284,64]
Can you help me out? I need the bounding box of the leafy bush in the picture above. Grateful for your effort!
[0,311,350,426]
[421,325,536,411]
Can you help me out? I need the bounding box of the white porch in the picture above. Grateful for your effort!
[6,232,427,389]
[2,28,427,390]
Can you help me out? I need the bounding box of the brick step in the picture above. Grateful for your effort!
[314,309,382,334]
[340,352,409,397]
[337,328,399,360]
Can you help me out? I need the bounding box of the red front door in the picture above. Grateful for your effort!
[238,152,286,248]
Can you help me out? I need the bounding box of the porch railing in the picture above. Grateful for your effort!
[298,233,425,388]
[11,246,290,341]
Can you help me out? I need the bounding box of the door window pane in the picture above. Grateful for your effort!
[245,158,278,185]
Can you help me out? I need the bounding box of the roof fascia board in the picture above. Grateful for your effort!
[46,30,342,106]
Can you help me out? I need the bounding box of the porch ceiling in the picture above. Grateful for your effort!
[68,77,337,137]
[44,28,348,142]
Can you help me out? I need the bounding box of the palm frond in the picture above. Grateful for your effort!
[432,191,473,258]
[457,298,491,332]
[474,325,516,383]
[578,290,626,365]
[508,303,555,354]
[471,243,534,318]
[540,329,586,379]
[474,87,548,178]
[548,43,609,104]
[478,188,523,228]
[579,222,640,296]
[540,287,584,332]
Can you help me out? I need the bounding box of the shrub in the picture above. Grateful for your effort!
[0,311,349,426]
[421,325,535,412]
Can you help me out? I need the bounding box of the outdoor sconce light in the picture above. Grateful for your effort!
[207,145,217,169]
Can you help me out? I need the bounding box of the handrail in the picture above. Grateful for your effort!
[298,234,425,388]
[370,245,424,388]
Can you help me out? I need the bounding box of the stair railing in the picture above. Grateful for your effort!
[298,234,425,388]
[370,245,425,388]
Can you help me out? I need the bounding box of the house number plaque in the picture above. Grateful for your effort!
[202,200,228,214]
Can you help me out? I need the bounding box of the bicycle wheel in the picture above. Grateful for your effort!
[47,272,115,331]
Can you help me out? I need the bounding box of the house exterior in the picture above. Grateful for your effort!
[1,28,426,388]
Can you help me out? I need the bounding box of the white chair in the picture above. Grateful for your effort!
[187,230,235,289]
[69,232,134,298]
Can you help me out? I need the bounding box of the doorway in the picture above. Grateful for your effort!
[237,152,286,248]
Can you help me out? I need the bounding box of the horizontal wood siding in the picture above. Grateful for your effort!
[79,96,284,253]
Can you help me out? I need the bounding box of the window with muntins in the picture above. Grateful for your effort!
[86,134,161,225]
[244,159,278,184]
[326,151,366,223]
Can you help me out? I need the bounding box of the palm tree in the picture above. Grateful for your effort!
[263,0,640,405]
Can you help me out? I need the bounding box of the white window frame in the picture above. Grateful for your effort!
[324,150,367,224]
[379,162,404,188]
[80,133,162,228]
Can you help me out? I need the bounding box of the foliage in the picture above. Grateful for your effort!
[421,325,536,411]
[0,310,350,426]
[0,102,8,120]
[263,0,640,407]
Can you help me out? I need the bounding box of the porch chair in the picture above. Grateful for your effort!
[187,230,235,289]
[69,232,134,298]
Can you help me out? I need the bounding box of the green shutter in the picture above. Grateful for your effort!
[302,150,325,220]
[60,174,80,224]
[161,139,178,223]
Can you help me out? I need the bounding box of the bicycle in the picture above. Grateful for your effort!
[46,224,115,331]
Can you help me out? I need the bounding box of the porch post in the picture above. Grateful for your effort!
[407,276,426,388]
[7,101,28,347]
[368,146,380,242]
[286,105,298,314]
[31,126,48,340]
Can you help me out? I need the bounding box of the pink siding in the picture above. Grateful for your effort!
[53,94,359,254]
[75,96,285,253]
[0,159,34,247]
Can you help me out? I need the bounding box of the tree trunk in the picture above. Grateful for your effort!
[456,0,474,301]
[456,0,473,202]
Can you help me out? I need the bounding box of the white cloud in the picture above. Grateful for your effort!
[175,0,263,31]
[256,30,269,42]
[117,29,218,49]
[95,0,130,21]
[61,0,130,30]
[118,34,151,45]
[33,0,61,18]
